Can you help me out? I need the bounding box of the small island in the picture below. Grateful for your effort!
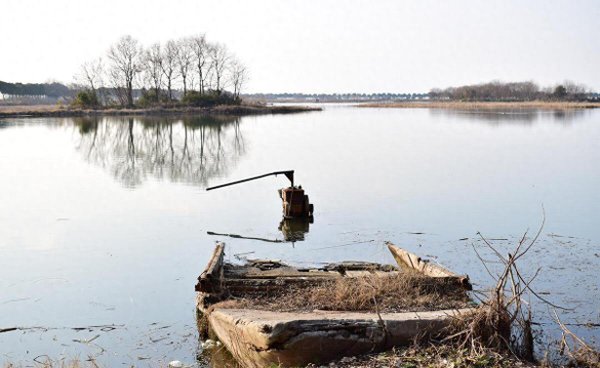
[0,103,320,119]
[0,34,319,119]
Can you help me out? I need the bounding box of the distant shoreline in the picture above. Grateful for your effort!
[358,101,600,109]
[0,104,321,119]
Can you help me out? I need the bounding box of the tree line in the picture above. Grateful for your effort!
[245,92,429,102]
[429,81,592,102]
[0,81,72,99]
[74,34,248,108]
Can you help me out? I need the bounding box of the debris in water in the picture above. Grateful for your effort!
[72,334,100,344]
[207,231,283,243]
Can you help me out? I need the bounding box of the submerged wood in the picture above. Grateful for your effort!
[196,242,474,367]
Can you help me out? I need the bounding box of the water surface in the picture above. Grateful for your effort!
[1,106,599,365]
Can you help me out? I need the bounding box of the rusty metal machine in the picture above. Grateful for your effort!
[206,170,314,219]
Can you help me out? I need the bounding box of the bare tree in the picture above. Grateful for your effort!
[209,43,230,93]
[75,58,104,92]
[107,67,128,106]
[176,38,194,97]
[188,72,197,93]
[190,34,209,94]
[161,40,178,101]
[142,43,164,102]
[563,80,588,100]
[228,58,248,99]
[107,35,143,107]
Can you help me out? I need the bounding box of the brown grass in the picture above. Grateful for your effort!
[358,101,600,110]
[0,104,65,114]
[212,273,471,313]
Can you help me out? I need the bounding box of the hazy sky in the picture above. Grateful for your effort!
[1,0,599,93]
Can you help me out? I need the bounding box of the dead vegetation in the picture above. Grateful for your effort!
[429,216,600,368]
[437,223,547,363]
[313,344,537,368]
[556,311,600,368]
[209,272,471,314]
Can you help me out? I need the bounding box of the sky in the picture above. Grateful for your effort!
[1,0,599,93]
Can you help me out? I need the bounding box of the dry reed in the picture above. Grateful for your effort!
[440,226,546,361]
[211,272,471,314]
[555,311,600,367]
[439,214,600,368]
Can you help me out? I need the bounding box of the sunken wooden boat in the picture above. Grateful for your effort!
[196,242,474,368]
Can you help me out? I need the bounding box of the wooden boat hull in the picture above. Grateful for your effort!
[195,242,473,367]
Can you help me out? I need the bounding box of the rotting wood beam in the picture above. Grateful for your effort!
[386,241,472,290]
[196,242,225,292]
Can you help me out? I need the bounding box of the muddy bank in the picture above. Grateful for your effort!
[0,104,321,119]
[358,101,600,109]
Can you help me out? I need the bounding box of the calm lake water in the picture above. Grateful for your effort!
[1,105,599,366]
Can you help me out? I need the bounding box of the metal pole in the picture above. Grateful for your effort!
[206,170,294,191]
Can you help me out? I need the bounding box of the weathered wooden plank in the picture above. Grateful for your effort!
[206,243,225,276]
[195,242,225,292]
[324,261,396,272]
[224,278,333,287]
[386,242,471,290]
[236,271,341,279]
[344,270,373,277]
[374,270,399,277]
[208,308,475,368]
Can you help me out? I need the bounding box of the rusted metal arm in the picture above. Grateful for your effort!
[206,170,294,191]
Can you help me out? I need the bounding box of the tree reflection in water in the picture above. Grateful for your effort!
[74,115,245,187]
[429,108,589,125]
